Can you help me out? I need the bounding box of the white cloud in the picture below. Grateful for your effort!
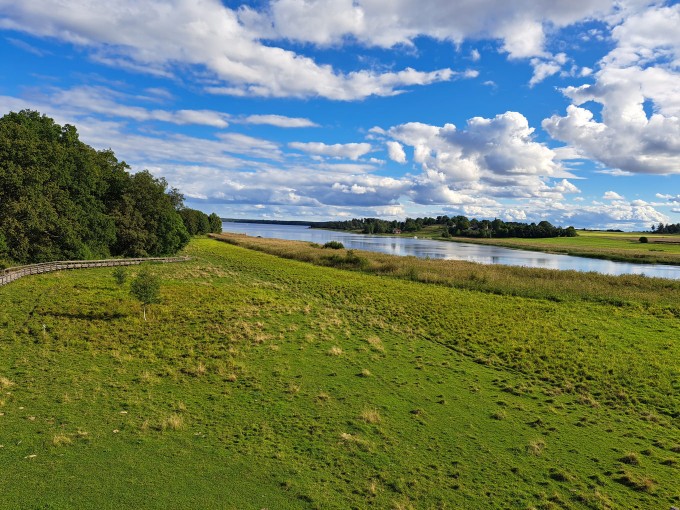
[596,168,634,177]
[656,193,680,203]
[249,0,614,59]
[558,200,668,230]
[543,3,680,175]
[37,85,232,127]
[529,59,562,86]
[241,114,318,128]
[288,141,372,160]
[386,141,406,163]
[603,190,624,200]
[529,53,568,86]
[381,112,580,207]
[0,0,456,100]
[389,112,561,178]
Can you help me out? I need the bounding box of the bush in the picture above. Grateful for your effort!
[130,268,161,320]
[323,241,345,249]
[112,267,127,285]
[639,236,649,243]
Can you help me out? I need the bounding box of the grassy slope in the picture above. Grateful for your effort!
[0,237,678,509]
[402,228,680,265]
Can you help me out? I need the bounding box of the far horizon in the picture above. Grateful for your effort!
[1,1,679,230]
[220,217,660,233]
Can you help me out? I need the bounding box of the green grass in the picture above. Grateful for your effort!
[1,237,679,509]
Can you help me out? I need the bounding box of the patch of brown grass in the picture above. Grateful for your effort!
[360,408,381,424]
[527,439,545,456]
[327,346,343,356]
[366,336,384,352]
[163,413,184,431]
[52,433,72,446]
[0,376,14,390]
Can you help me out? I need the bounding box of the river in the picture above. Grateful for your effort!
[222,222,680,280]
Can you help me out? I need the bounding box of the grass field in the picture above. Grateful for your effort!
[394,227,680,266]
[1,237,679,509]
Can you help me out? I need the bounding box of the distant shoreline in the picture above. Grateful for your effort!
[222,218,318,227]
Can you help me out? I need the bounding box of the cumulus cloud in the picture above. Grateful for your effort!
[394,112,561,178]
[386,141,406,163]
[543,3,680,175]
[559,200,668,230]
[384,112,574,205]
[288,141,372,160]
[603,190,624,200]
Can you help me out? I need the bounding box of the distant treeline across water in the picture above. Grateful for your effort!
[225,215,577,239]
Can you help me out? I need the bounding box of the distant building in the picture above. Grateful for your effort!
[392,228,402,234]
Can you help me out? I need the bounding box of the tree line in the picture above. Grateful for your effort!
[651,223,680,234]
[0,110,220,265]
[314,215,577,238]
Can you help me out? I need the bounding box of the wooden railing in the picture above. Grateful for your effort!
[0,256,190,287]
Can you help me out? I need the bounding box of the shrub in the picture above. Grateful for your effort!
[130,268,161,320]
[112,267,127,285]
[639,236,648,243]
[323,241,345,249]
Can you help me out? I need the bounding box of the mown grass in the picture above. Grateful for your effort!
[0,237,678,509]
[405,227,680,265]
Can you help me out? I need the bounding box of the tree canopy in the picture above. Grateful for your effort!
[0,110,219,264]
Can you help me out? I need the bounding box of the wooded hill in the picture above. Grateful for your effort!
[0,110,220,265]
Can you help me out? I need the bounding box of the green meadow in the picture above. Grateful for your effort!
[1,237,679,509]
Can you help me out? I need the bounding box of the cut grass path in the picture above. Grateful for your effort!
[0,238,678,508]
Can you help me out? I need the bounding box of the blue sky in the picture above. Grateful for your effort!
[1,0,679,230]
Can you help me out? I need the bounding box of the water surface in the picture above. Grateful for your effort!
[222,222,680,280]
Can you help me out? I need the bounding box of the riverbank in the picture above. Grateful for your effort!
[331,225,680,266]
[211,233,680,311]
[2,237,679,508]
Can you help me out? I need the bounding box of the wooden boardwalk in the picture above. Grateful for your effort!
[0,256,190,286]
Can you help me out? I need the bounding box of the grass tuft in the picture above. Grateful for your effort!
[367,336,384,352]
[491,410,507,420]
[52,433,72,446]
[620,452,640,465]
[163,414,184,431]
[526,439,545,456]
[360,408,381,424]
[617,471,654,492]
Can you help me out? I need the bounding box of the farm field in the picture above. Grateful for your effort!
[1,237,679,509]
[402,227,680,266]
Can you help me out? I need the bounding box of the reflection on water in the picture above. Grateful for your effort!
[222,222,680,280]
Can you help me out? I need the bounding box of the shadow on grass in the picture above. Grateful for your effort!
[43,311,126,321]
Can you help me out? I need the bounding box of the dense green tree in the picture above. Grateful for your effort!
[0,110,191,263]
[208,213,222,233]
[179,208,222,236]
